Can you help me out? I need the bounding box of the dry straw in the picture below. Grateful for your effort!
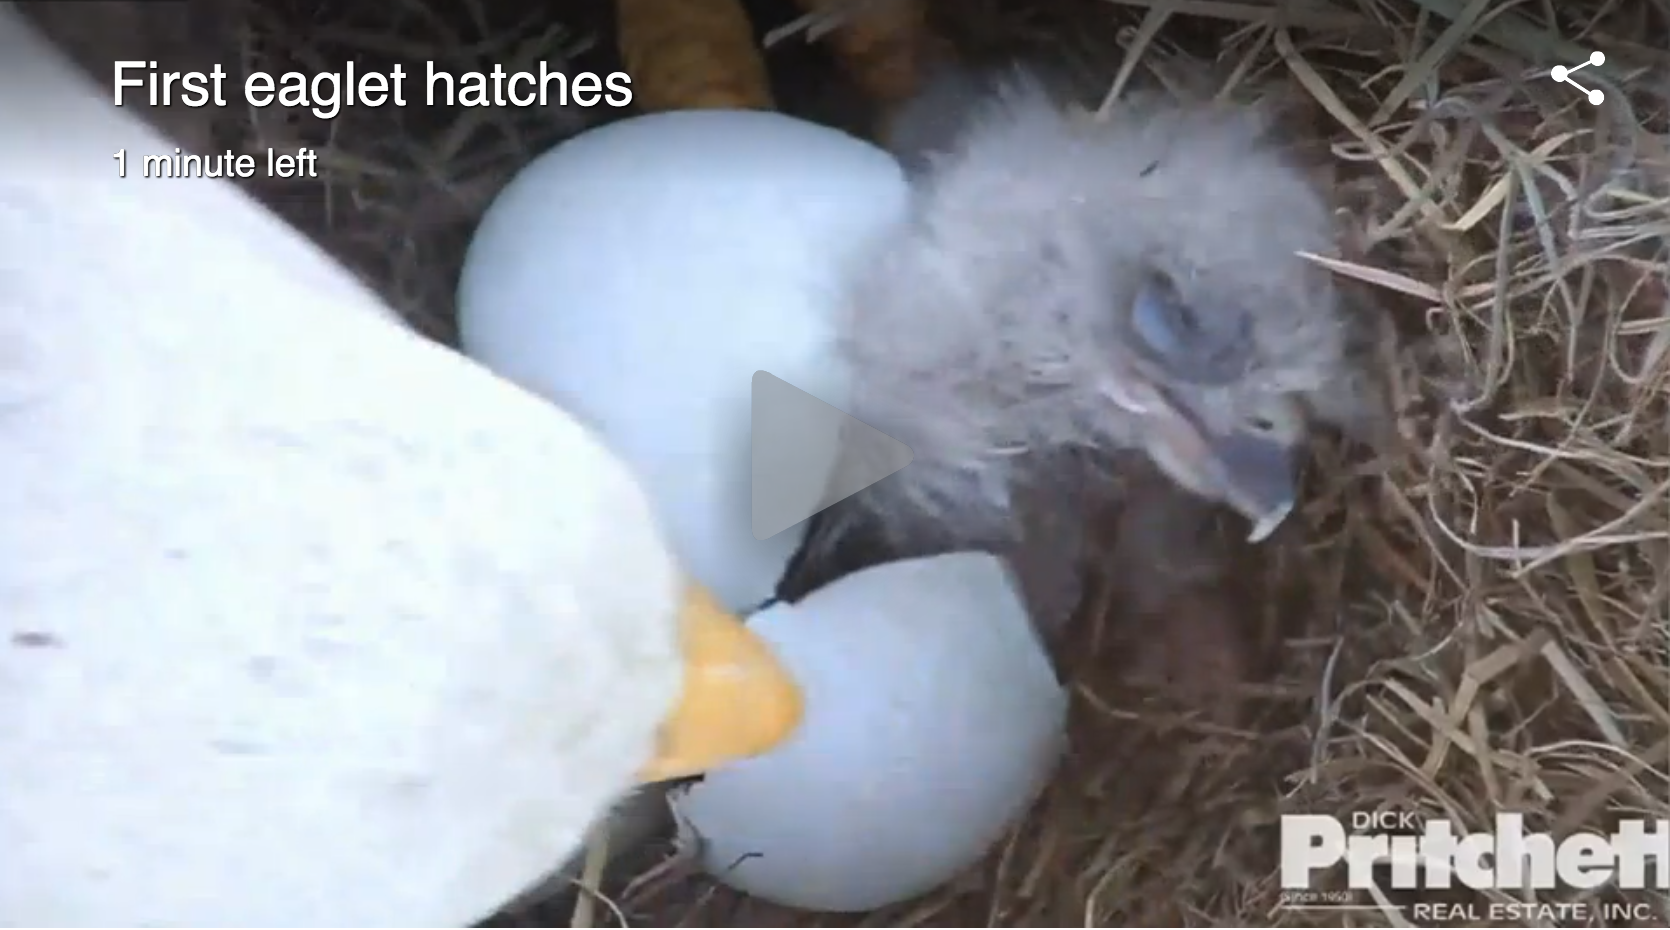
[79,0,1670,923]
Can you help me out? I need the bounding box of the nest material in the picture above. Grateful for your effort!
[59,0,1670,925]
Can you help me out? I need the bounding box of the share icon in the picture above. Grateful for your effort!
[1550,52,1606,105]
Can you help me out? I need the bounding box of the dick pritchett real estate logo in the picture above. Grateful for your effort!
[1278,811,1668,924]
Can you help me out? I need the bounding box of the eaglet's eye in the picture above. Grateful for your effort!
[1128,273,1247,385]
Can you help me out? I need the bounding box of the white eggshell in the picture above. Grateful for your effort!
[670,553,1068,912]
[456,110,910,613]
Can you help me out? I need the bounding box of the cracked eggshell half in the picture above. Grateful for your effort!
[669,552,1068,913]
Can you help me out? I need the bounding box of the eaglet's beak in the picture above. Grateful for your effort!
[1200,429,1298,543]
[1140,389,1304,544]
[638,585,804,782]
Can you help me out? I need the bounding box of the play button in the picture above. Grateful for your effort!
[751,370,914,540]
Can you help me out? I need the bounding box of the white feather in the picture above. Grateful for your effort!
[0,11,685,926]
